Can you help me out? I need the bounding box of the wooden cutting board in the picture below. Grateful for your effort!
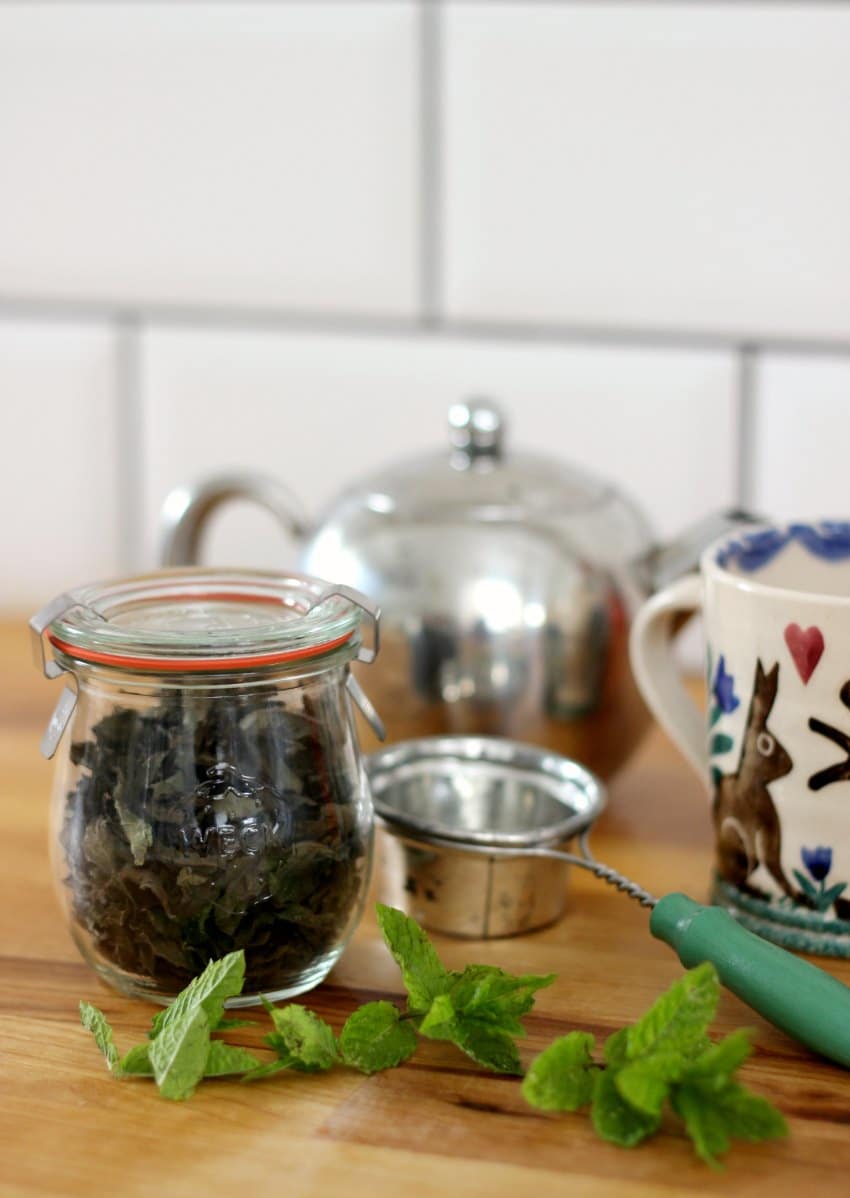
[1,619,849,1198]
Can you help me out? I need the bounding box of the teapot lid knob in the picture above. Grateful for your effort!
[447,399,505,461]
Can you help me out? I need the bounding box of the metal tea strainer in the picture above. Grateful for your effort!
[367,735,850,1069]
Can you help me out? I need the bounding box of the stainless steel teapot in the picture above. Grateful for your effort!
[160,400,752,777]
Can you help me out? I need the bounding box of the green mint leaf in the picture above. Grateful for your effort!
[204,1042,262,1077]
[264,1003,338,1071]
[148,1006,211,1101]
[264,1030,296,1058]
[417,993,456,1040]
[714,1083,788,1142]
[214,1017,256,1031]
[375,904,449,1012]
[614,1053,683,1117]
[672,1080,787,1168]
[263,1030,318,1074]
[448,965,555,1033]
[591,1068,661,1148]
[603,1027,629,1068]
[243,1058,295,1082]
[443,974,525,1036]
[521,1032,596,1111]
[119,1044,153,1076]
[451,1019,522,1075]
[79,1001,122,1074]
[625,963,718,1062]
[416,962,553,1075]
[115,1037,260,1082]
[608,965,721,1116]
[681,1030,752,1088]
[418,993,521,1073]
[339,1002,418,1074]
[150,950,245,1041]
[671,1084,730,1168]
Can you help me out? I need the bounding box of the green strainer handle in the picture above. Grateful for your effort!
[650,893,850,1068]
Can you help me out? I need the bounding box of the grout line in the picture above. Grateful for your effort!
[3,295,850,357]
[419,0,443,326]
[439,317,849,357]
[0,296,418,339]
[114,317,146,572]
[735,346,759,514]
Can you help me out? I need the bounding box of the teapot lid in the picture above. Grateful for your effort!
[343,399,615,524]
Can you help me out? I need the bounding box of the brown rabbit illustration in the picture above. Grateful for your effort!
[713,659,796,900]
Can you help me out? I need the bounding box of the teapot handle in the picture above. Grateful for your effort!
[159,473,313,567]
[641,508,762,591]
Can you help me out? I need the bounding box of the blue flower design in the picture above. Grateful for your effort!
[801,846,832,882]
[712,655,740,715]
[717,529,790,572]
[794,846,846,913]
[717,522,850,572]
[791,522,850,562]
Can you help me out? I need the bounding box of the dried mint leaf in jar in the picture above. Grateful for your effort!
[62,686,368,995]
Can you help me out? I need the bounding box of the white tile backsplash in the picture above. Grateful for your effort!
[140,327,738,572]
[0,321,119,606]
[751,355,850,521]
[443,4,850,339]
[0,3,845,637]
[0,4,418,314]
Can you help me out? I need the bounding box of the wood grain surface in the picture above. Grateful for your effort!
[2,618,849,1198]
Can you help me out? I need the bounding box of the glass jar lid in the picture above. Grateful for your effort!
[43,569,366,673]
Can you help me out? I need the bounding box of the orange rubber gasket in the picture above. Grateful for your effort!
[47,629,355,673]
[109,590,296,608]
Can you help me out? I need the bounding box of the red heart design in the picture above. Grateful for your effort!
[784,623,825,684]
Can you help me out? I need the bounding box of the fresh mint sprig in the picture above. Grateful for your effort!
[249,904,551,1078]
[80,949,262,1100]
[521,962,787,1168]
[376,903,555,1074]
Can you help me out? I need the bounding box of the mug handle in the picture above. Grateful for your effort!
[629,573,707,780]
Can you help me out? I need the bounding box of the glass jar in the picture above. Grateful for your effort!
[30,570,382,1006]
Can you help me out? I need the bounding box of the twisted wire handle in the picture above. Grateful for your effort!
[523,834,658,908]
[575,832,657,908]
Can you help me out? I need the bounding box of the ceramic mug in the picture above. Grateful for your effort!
[630,521,850,957]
